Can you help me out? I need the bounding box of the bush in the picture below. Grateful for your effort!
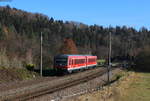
[26,64,35,71]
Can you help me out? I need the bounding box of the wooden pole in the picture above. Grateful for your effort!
[108,32,111,83]
[40,32,43,76]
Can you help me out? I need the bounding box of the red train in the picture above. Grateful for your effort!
[54,54,97,73]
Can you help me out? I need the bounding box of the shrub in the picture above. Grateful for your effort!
[26,64,35,71]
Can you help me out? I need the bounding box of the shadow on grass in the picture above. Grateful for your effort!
[126,66,150,73]
[103,76,121,86]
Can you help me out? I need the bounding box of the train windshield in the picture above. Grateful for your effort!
[55,58,67,66]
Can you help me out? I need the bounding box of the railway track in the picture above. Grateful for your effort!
[0,67,114,101]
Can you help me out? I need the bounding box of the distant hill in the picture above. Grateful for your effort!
[0,5,150,69]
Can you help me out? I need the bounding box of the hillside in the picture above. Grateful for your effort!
[0,5,150,69]
[0,67,38,83]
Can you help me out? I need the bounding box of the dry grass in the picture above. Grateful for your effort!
[0,68,38,83]
[68,70,150,101]
[0,49,23,68]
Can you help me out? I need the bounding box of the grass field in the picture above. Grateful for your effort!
[118,72,150,101]
[68,70,150,101]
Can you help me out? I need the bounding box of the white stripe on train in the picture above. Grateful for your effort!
[67,64,97,71]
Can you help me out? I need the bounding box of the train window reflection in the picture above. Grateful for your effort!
[55,58,67,65]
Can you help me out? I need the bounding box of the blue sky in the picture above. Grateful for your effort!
[0,0,150,29]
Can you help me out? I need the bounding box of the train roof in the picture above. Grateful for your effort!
[54,54,94,58]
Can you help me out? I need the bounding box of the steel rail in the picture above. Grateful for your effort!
[1,67,115,101]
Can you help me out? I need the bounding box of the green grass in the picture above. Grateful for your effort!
[97,59,106,63]
[97,59,106,66]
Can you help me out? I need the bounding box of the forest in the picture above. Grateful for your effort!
[0,5,150,70]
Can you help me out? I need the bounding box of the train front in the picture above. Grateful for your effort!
[54,55,69,73]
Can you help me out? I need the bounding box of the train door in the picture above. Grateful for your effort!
[72,59,74,68]
[69,59,71,68]
[85,56,88,68]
